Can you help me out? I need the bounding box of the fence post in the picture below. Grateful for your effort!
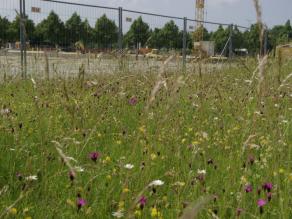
[229,24,233,58]
[118,7,123,53]
[182,17,187,72]
[264,29,268,55]
[23,0,27,78]
[19,0,24,78]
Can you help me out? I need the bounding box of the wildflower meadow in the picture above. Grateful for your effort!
[0,56,291,218]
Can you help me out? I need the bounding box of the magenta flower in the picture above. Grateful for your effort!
[77,198,86,209]
[89,152,100,162]
[262,182,273,192]
[138,196,147,209]
[257,199,267,214]
[245,184,253,193]
[128,96,138,105]
[257,199,266,207]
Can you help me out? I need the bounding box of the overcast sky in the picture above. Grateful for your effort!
[72,0,292,27]
[1,0,292,30]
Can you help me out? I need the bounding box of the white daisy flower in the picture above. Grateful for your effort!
[25,175,38,181]
[149,180,164,187]
[124,164,134,170]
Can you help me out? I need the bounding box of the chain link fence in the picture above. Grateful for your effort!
[0,0,251,78]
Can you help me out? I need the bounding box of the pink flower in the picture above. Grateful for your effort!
[262,182,273,192]
[257,199,267,207]
[89,152,100,162]
[257,199,267,214]
[138,196,147,208]
[245,184,253,193]
[128,97,138,105]
[77,198,86,209]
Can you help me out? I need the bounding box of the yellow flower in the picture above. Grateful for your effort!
[123,188,130,193]
[151,153,157,160]
[151,207,158,217]
[139,126,146,133]
[103,156,111,164]
[181,138,186,143]
[9,208,17,215]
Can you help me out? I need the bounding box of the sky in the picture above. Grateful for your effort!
[1,0,292,31]
[72,0,292,28]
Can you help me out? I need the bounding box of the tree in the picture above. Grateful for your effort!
[94,14,118,49]
[160,20,180,49]
[81,19,94,47]
[35,11,65,46]
[65,12,83,45]
[147,28,163,49]
[8,15,35,42]
[210,25,229,54]
[0,16,11,46]
[125,16,150,48]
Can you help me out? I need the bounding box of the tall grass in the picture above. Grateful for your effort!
[0,56,291,218]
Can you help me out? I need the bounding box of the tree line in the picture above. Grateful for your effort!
[0,11,291,54]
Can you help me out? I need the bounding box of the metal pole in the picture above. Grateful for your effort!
[229,24,233,58]
[118,7,123,53]
[23,0,27,78]
[182,17,187,71]
[19,0,24,78]
[264,29,268,55]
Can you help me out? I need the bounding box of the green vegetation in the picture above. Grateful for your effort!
[0,11,292,53]
[0,58,291,218]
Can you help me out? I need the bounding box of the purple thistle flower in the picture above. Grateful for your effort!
[89,152,100,162]
[245,184,253,193]
[77,198,86,209]
[257,199,266,207]
[138,196,147,209]
[128,96,138,106]
[257,199,267,214]
[262,182,273,192]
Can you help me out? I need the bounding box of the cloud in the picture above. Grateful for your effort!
[208,0,241,6]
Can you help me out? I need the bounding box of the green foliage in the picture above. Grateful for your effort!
[0,16,11,46]
[8,15,36,42]
[160,20,180,49]
[210,25,229,54]
[0,60,291,218]
[2,10,292,55]
[34,11,65,46]
[125,16,150,48]
[94,14,118,49]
